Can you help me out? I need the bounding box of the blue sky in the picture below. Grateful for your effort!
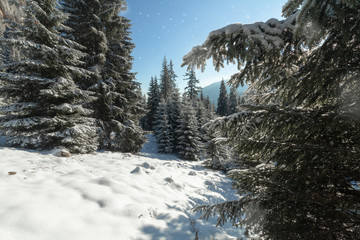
[124,0,288,93]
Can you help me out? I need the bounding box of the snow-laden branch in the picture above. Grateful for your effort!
[182,14,298,73]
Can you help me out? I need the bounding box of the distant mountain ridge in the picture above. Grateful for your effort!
[201,80,247,106]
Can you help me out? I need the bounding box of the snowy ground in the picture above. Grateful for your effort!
[0,134,245,240]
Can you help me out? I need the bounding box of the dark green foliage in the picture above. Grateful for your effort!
[168,59,177,89]
[183,0,360,239]
[176,96,202,161]
[0,0,98,153]
[98,119,144,153]
[0,0,145,154]
[154,98,174,154]
[203,136,230,171]
[99,8,145,152]
[144,76,160,131]
[228,85,238,114]
[159,56,174,100]
[184,67,200,100]
[216,79,228,116]
[62,0,106,89]
[63,0,145,152]
[151,58,183,154]
[167,88,181,149]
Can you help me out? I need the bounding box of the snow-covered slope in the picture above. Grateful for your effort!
[0,134,245,240]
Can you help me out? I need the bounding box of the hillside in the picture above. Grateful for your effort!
[201,80,247,106]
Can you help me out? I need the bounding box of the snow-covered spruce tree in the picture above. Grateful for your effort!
[144,76,160,131]
[93,0,145,152]
[183,1,360,239]
[0,0,98,153]
[159,56,173,100]
[61,0,107,89]
[204,95,212,112]
[216,79,228,116]
[184,67,200,100]
[194,98,217,160]
[151,58,181,153]
[228,85,238,115]
[154,98,173,153]
[63,0,145,152]
[167,87,181,150]
[203,131,232,171]
[168,59,177,90]
[0,0,25,67]
[176,96,202,161]
[195,99,208,129]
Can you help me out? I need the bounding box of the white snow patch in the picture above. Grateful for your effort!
[0,135,244,240]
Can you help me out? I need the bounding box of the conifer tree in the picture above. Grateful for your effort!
[195,99,207,129]
[168,59,177,89]
[159,56,172,100]
[183,0,360,239]
[204,133,231,171]
[216,79,228,116]
[64,0,145,152]
[195,97,216,159]
[145,76,160,131]
[200,89,204,101]
[98,0,145,152]
[62,0,106,89]
[176,96,202,160]
[154,98,173,153]
[167,87,181,150]
[184,67,200,100]
[0,0,98,153]
[153,58,181,154]
[228,85,238,115]
[204,95,212,111]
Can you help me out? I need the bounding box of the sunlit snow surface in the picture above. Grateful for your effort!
[0,135,244,240]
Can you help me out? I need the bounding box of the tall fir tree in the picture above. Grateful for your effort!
[204,95,212,111]
[0,0,98,153]
[183,0,360,239]
[145,76,160,131]
[176,96,202,161]
[154,98,173,153]
[168,59,177,89]
[63,0,145,152]
[62,0,106,89]
[184,67,200,100]
[159,56,172,100]
[200,89,204,101]
[228,85,238,115]
[167,87,181,150]
[204,133,232,171]
[98,0,145,152]
[152,58,181,154]
[216,79,228,116]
